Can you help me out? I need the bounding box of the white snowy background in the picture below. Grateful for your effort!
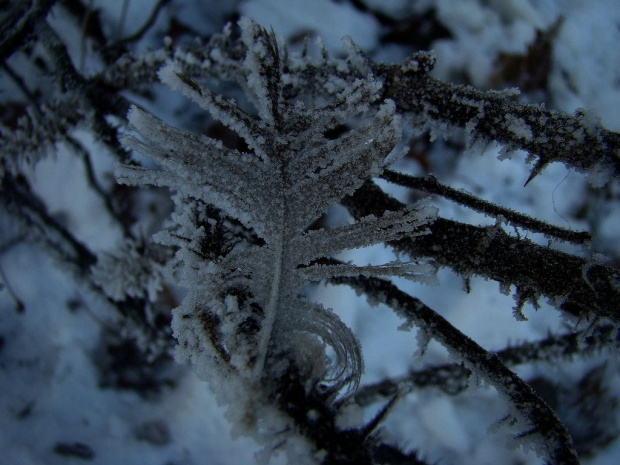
[2,0,620,464]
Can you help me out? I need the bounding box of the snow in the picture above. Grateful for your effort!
[550,0,620,130]
[29,141,123,252]
[0,244,258,465]
[428,0,540,87]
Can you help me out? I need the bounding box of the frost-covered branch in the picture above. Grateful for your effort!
[98,29,620,184]
[343,181,620,325]
[334,274,579,465]
[381,63,620,184]
[381,170,591,244]
[355,323,620,407]
[36,21,130,161]
[0,96,84,177]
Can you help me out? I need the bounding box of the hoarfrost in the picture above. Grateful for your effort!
[504,114,533,141]
[334,403,364,430]
[116,19,437,456]
[91,240,163,302]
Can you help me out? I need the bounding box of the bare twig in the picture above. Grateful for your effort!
[0,0,57,63]
[0,62,41,110]
[382,170,591,244]
[65,135,134,238]
[1,173,96,271]
[105,0,171,51]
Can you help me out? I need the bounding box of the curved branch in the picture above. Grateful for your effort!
[334,274,579,465]
[103,0,171,52]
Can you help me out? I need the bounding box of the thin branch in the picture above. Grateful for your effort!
[0,96,85,173]
[58,0,107,44]
[0,62,41,110]
[360,393,401,438]
[65,135,134,238]
[0,172,170,351]
[342,181,620,326]
[0,0,57,63]
[272,366,430,465]
[116,0,130,39]
[104,0,171,51]
[0,262,26,313]
[355,323,620,407]
[1,173,97,271]
[382,170,591,244]
[334,274,579,465]
[78,0,94,72]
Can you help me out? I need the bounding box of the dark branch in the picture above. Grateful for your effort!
[355,324,620,406]
[0,62,41,109]
[272,367,430,465]
[1,172,96,272]
[104,0,171,51]
[0,0,56,63]
[342,181,620,325]
[0,172,169,344]
[382,170,591,244]
[381,64,620,182]
[333,274,579,465]
[65,135,134,239]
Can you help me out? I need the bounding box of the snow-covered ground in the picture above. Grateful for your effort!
[2,1,620,464]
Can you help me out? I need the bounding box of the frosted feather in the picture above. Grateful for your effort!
[117,19,437,403]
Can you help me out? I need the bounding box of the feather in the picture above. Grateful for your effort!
[116,19,436,400]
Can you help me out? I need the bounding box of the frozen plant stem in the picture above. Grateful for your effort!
[334,274,579,465]
[255,230,284,379]
[356,323,620,405]
[381,170,591,244]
